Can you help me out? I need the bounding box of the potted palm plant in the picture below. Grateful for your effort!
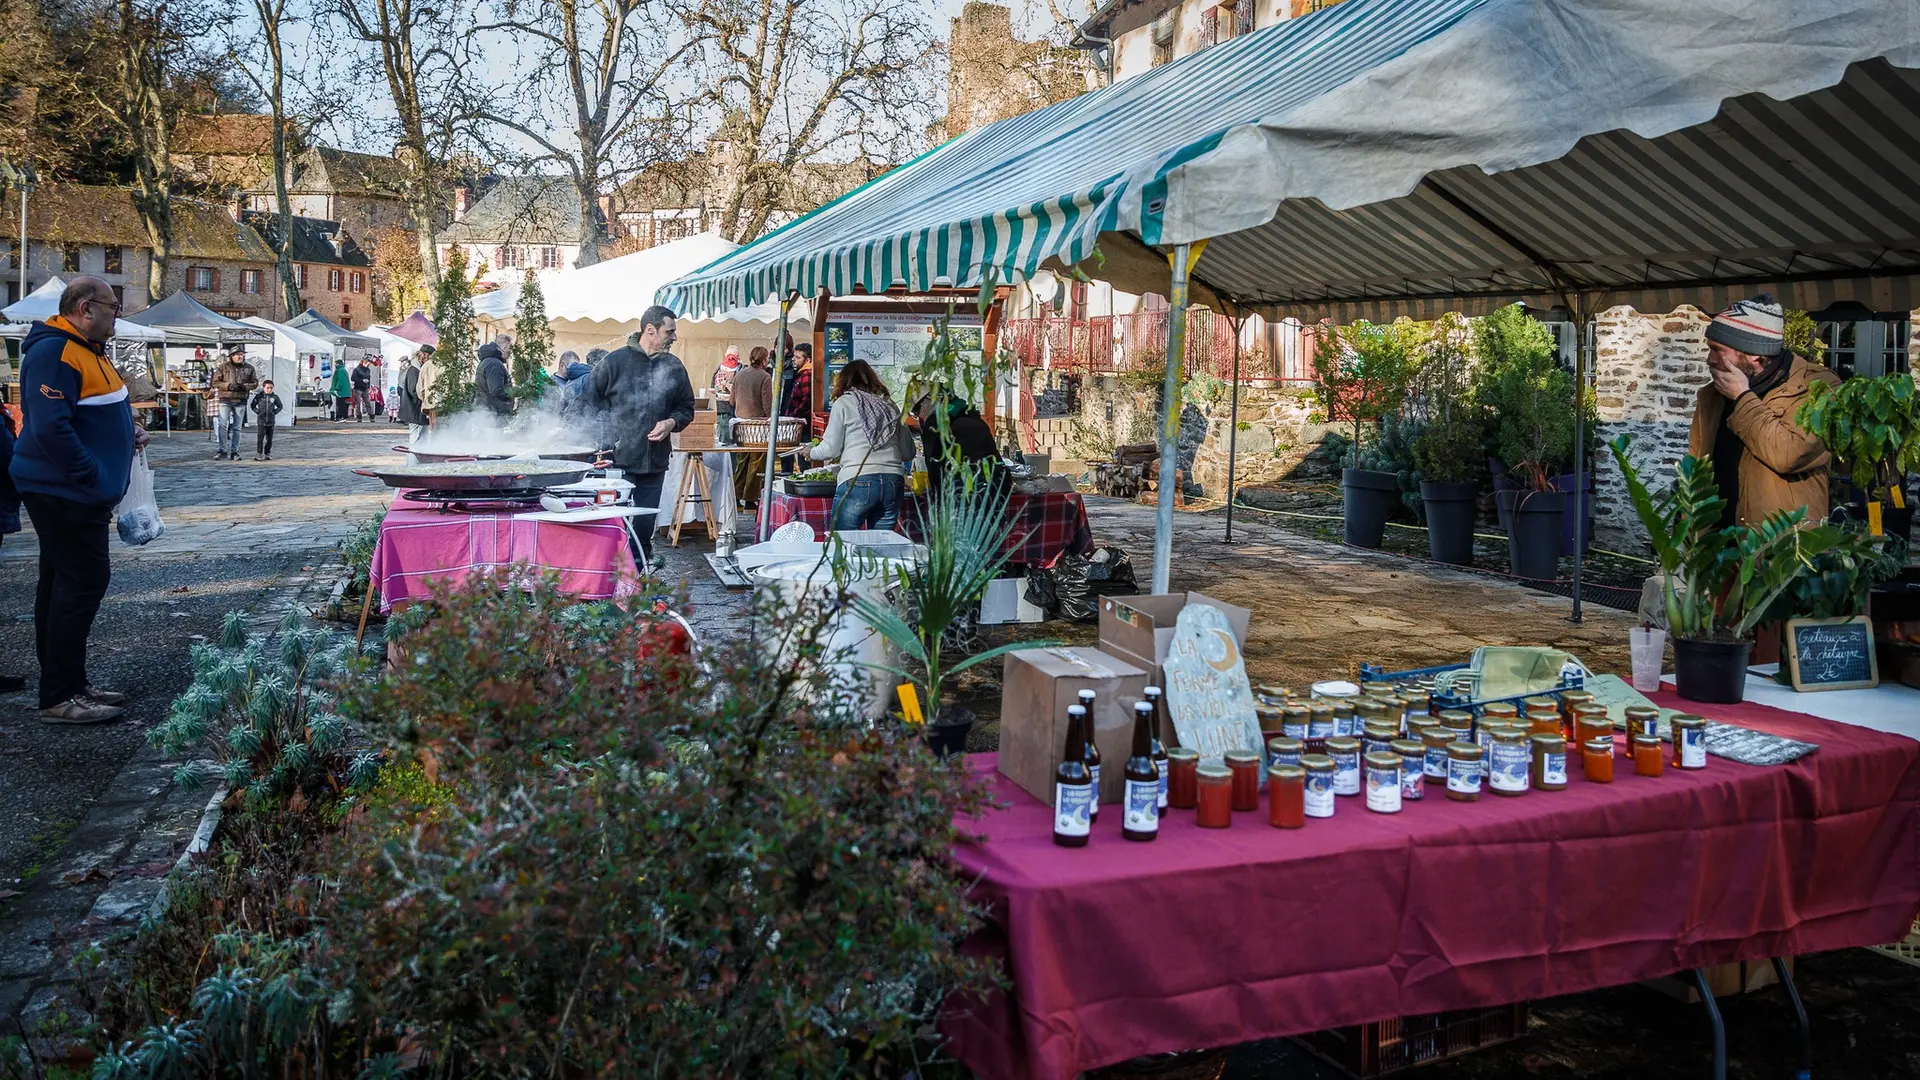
[1313,320,1417,548]
[1411,314,1483,565]
[1609,435,1841,703]
[1794,372,1920,543]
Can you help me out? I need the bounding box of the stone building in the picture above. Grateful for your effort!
[246,146,414,248]
[940,3,1092,138]
[1074,0,1348,84]
[173,112,284,193]
[238,212,376,328]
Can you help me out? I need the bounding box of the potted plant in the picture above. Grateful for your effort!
[1755,528,1906,678]
[1411,314,1484,565]
[1794,372,1920,543]
[1472,305,1597,557]
[1609,435,1841,703]
[1312,320,1417,548]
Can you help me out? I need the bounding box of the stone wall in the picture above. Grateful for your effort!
[1588,305,1713,553]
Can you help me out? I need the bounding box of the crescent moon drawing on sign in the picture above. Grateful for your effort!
[1204,628,1240,673]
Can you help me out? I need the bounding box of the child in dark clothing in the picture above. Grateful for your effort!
[249,381,284,460]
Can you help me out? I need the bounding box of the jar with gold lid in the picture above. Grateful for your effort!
[1488,729,1530,796]
[1305,702,1334,743]
[1361,719,1398,756]
[1269,764,1306,828]
[1225,749,1262,811]
[1256,704,1286,739]
[1624,705,1661,742]
[1301,754,1336,818]
[1632,734,1664,777]
[1325,736,1362,796]
[1670,714,1708,769]
[1254,683,1291,706]
[1530,733,1567,790]
[1330,701,1358,738]
[1196,764,1233,827]
[1420,728,1453,780]
[1391,739,1426,801]
[1364,752,1403,813]
[1280,703,1310,741]
[1266,736,1303,770]
[1446,743,1484,801]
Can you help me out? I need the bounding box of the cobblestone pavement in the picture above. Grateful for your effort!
[0,423,395,1033]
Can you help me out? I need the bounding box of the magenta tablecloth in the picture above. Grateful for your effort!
[943,692,1920,1080]
[767,489,1094,566]
[370,501,641,612]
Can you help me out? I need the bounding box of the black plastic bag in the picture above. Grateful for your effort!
[1032,546,1137,623]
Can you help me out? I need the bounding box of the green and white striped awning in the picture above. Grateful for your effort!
[662,0,1920,321]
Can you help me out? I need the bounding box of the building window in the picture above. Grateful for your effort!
[327,268,343,291]
[1814,313,1911,379]
[497,245,523,269]
[540,246,560,269]
[62,243,82,272]
[1199,6,1220,47]
[298,264,309,288]
[1233,0,1253,37]
[240,269,261,294]
[1151,10,1177,66]
[349,271,365,293]
[189,266,215,291]
[104,247,123,275]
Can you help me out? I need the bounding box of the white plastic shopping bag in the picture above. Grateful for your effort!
[115,450,165,546]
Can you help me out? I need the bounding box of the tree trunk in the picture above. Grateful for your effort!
[265,10,300,318]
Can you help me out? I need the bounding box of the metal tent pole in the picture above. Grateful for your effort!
[757,294,796,542]
[1224,309,1243,543]
[1569,306,1589,623]
[1152,242,1202,594]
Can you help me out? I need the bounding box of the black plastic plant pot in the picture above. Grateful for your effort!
[1498,488,1566,580]
[1419,480,1479,565]
[924,707,974,758]
[1342,468,1400,548]
[1673,637,1754,704]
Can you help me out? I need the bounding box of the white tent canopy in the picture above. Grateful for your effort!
[121,291,274,345]
[2,277,168,343]
[234,317,311,427]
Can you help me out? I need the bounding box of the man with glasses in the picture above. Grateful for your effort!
[9,277,147,724]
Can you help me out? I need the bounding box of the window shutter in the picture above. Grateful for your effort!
[210,268,221,292]
[1152,10,1177,45]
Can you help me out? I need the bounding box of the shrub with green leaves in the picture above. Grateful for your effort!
[150,610,377,809]
[1471,306,1596,491]
[1312,320,1420,468]
[1793,372,1920,497]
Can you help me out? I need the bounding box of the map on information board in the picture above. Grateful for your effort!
[825,313,983,401]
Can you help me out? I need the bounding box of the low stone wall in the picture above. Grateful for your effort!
[1589,305,1713,553]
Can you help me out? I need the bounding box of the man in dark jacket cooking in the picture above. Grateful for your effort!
[584,305,693,571]
[476,335,514,416]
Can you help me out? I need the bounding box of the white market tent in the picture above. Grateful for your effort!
[365,325,427,401]
[121,291,274,346]
[474,232,810,389]
[659,0,1920,605]
[1,277,168,343]
[238,316,328,426]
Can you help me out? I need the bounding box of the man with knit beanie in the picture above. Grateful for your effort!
[1687,293,1840,529]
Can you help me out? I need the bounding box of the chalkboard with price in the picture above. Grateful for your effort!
[1784,616,1879,692]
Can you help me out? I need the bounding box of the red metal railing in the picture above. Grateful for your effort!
[1005,310,1317,384]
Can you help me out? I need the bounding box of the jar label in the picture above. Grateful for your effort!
[1366,766,1401,812]
[1333,715,1355,737]
[1304,771,1335,817]
[1363,735,1393,756]
[1053,782,1092,837]
[1154,757,1169,808]
[1447,757,1481,793]
[1283,721,1309,740]
[1124,779,1159,832]
[1400,768,1424,800]
[1271,749,1301,770]
[1543,752,1567,786]
[1424,745,1449,779]
[1332,752,1361,795]
[1490,742,1530,792]
[1680,728,1707,768]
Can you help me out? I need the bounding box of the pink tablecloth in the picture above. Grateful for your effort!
[943,692,1920,1080]
[370,501,641,612]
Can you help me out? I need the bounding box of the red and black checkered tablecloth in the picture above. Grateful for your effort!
[766,489,1093,567]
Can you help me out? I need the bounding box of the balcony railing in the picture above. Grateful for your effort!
[1004,309,1318,385]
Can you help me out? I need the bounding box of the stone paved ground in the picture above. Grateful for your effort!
[0,422,395,1033]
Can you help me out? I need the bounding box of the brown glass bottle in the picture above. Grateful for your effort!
[1122,701,1160,842]
[1143,686,1170,816]
[1074,695,1101,822]
[1052,704,1092,847]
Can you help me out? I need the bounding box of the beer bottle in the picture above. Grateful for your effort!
[1143,685,1170,816]
[1075,693,1102,821]
[1053,703,1093,847]
[1122,700,1160,841]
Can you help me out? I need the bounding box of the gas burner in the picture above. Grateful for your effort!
[402,488,548,510]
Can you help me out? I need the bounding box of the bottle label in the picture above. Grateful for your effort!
[1282,720,1308,740]
[1304,770,1335,817]
[1365,764,1401,813]
[1053,782,1092,837]
[1124,779,1159,832]
[1424,745,1449,779]
[1089,764,1101,806]
[1400,766,1424,801]
[1332,751,1360,795]
[1333,715,1355,738]
[1680,728,1707,768]
[1270,748,1300,770]
[1308,718,1334,739]
[1447,757,1481,793]
[1543,752,1567,786]
[1490,741,1529,792]
[1154,757,1168,808]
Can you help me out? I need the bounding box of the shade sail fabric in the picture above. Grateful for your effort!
[479,232,790,324]
[944,691,1920,1080]
[121,291,273,344]
[661,0,1920,322]
[288,308,381,349]
[385,311,439,346]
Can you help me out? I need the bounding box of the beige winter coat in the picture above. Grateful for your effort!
[1687,354,1841,527]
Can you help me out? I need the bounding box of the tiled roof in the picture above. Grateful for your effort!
[285,146,412,198]
[27,184,275,264]
[438,175,580,245]
[174,113,277,156]
[238,211,373,267]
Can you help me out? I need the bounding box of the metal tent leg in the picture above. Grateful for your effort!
[1774,957,1811,1080]
[1692,968,1727,1080]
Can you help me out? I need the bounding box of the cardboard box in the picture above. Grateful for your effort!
[999,646,1148,806]
[980,577,1047,624]
[1100,592,1252,745]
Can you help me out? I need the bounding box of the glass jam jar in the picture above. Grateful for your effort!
[1325,736,1362,796]
[1301,754,1336,818]
[1670,714,1708,769]
[1421,729,1453,780]
[1196,764,1233,827]
[1446,742,1484,802]
[1266,736,1303,770]
[1582,737,1615,782]
[1364,752,1403,813]
[1574,710,1614,756]
[1305,702,1335,747]
[1624,706,1661,742]
[1268,764,1306,828]
[1391,739,1426,801]
[1476,718,1509,756]
[1166,747,1200,809]
[1256,705,1286,739]
[1479,701,1519,726]
[1362,720,1398,756]
[1437,709,1474,747]
[1488,729,1531,796]
[1254,683,1292,706]
[1280,704,1310,741]
[1225,750,1261,811]
[1632,734,1664,777]
[1530,733,1567,791]
[1330,701,1358,738]
[1526,706,1564,739]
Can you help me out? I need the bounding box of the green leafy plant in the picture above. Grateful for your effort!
[1410,312,1485,486]
[1356,410,1423,515]
[339,508,385,600]
[429,245,477,415]
[509,268,555,400]
[1312,320,1420,469]
[1784,309,1827,365]
[1609,435,1841,640]
[1761,529,1907,623]
[1472,304,1595,490]
[1793,372,1920,497]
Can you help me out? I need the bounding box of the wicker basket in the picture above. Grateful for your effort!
[1086,1049,1228,1080]
[732,417,805,446]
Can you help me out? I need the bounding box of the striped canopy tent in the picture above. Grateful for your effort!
[660,0,1920,595]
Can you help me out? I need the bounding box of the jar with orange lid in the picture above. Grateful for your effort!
[1225,750,1262,811]
[1325,736,1362,796]
[1269,764,1306,828]
[1446,742,1484,801]
[1301,754,1336,818]
[1196,764,1233,827]
[1582,737,1615,782]
[1391,739,1426,801]
[1530,733,1567,790]
[1670,715,1708,769]
[1632,734,1664,777]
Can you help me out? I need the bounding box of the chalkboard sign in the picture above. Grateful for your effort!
[1784,616,1879,692]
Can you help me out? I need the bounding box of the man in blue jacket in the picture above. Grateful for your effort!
[10,277,147,724]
